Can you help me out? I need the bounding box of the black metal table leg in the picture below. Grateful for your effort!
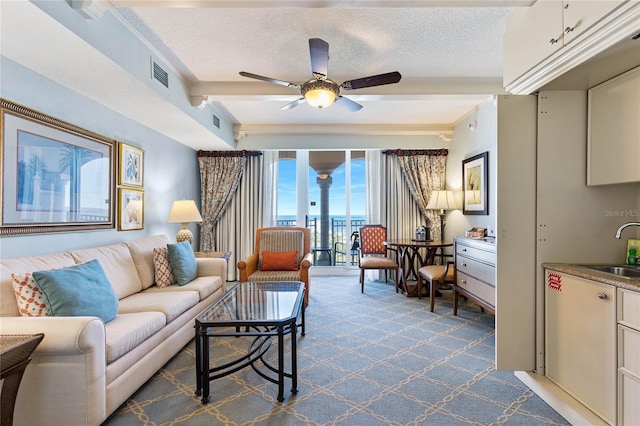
[195,326,202,396]
[277,326,285,402]
[291,323,298,394]
[201,332,211,403]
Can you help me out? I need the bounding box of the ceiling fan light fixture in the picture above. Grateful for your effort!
[301,78,339,108]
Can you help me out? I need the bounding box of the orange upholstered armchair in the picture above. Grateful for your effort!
[237,226,313,306]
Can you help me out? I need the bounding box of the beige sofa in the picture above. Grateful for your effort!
[0,234,227,426]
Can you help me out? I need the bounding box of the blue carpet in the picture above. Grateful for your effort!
[103,276,569,425]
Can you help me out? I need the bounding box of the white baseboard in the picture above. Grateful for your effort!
[515,371,609,426]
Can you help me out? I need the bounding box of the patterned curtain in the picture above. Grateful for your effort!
[382,149,448,239]
[198,150,262,251]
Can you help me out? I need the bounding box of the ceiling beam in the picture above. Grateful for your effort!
[191,79,505,98]
[233,123,453,141]
[110,0,534,8]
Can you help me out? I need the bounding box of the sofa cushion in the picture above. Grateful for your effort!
[167,241,197,285]
[105,312,166,364]
[69,243,142,299]
[143,275,223,301]
[126,234,171,289]
[10,273,49,317]
[258,230,304,268]
[117,290,199,323]
[153,247,175,287]
[32,259,119,323]
[1,252,76,316]
[261,250,299,271]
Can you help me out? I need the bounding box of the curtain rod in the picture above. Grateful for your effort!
[381,149,448,156]
[197,150,262,157]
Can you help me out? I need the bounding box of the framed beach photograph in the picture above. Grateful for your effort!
[118,188,144,231]
[118,142,144,187]
[0,98,115,236]
[462,151,489,215]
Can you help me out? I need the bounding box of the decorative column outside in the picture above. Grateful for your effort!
[316,175,332,265]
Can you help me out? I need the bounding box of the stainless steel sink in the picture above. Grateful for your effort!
[581,265,640,278]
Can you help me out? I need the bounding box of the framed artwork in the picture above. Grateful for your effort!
[0,98,115,236]
[462,151,489,215]
[118,188,144,231]
[118,142,144,187]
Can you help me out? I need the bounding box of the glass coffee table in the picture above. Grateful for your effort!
[194,281,305,403]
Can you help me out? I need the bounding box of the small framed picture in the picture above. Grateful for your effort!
[118,142,144,187]
[462,151,489,215]
[118,188,144,231]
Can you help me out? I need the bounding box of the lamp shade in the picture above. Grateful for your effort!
[426,190,458,211]
[168,200,203,244]
[168,200,203,224]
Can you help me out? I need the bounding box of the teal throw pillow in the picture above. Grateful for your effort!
[32,259,119,323]
[167,241,197,285]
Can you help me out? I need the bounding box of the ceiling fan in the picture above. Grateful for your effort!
[239,38,402,112]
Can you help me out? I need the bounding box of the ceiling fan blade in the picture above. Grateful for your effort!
[281,98,307,110]
[239,71,299,88]
[335,96,363,112]
[309,38,329,78]
[340,71,402,90]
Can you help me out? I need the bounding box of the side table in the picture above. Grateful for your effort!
[194,251,232,261]
[1,334,45,426]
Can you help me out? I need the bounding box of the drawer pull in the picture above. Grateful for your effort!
[462,262,467,267]
[598,292,607,300]
[460,279,467,284]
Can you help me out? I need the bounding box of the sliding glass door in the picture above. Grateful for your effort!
[276,150,365,268]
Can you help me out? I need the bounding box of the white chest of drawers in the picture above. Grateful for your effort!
[453,237,496,315]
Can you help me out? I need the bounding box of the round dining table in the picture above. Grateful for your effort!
[383,239,453,297]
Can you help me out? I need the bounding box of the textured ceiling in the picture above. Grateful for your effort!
[111,1,519,135]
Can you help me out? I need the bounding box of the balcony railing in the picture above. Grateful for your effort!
[276,216,365,265]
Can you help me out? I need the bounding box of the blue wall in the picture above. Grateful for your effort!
[0,58,201,259]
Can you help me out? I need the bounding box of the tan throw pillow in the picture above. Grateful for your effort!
[153,247,175,287]
[11,272,50,317]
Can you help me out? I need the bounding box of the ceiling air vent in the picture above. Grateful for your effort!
[151,60,169,88]
[213,114,220,129]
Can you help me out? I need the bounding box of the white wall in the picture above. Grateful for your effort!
[0,58,201,259]
[445,101,498,241]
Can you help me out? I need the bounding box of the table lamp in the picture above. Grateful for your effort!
[426,190,458,240]
[168,200,203,244]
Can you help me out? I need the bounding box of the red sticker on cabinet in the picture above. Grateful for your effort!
[548,273,562,292]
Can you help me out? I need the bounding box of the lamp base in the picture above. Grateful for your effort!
[176,229,193,244]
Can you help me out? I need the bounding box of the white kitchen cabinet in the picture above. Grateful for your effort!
[545,270,616,424]
[563,1,626,45]
[503,1,563,88]
[503,0,638,94]
[618,289,640,425]
[587,65,640,186]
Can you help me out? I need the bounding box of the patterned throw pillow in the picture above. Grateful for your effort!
[153,247,175,287]
[11,272,50,317]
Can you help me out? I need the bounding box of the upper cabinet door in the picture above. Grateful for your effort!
[587,66,640,186]
[503,1,564,88]
[563,0,626,45]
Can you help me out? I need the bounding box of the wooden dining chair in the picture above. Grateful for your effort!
[417,261,455,312]
[358,225,399,293]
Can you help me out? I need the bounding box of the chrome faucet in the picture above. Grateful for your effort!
[614,222,640,239]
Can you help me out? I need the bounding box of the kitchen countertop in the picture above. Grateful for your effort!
[543,263,640,293]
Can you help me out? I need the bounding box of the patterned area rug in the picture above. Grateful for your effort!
[103,276,569,425]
